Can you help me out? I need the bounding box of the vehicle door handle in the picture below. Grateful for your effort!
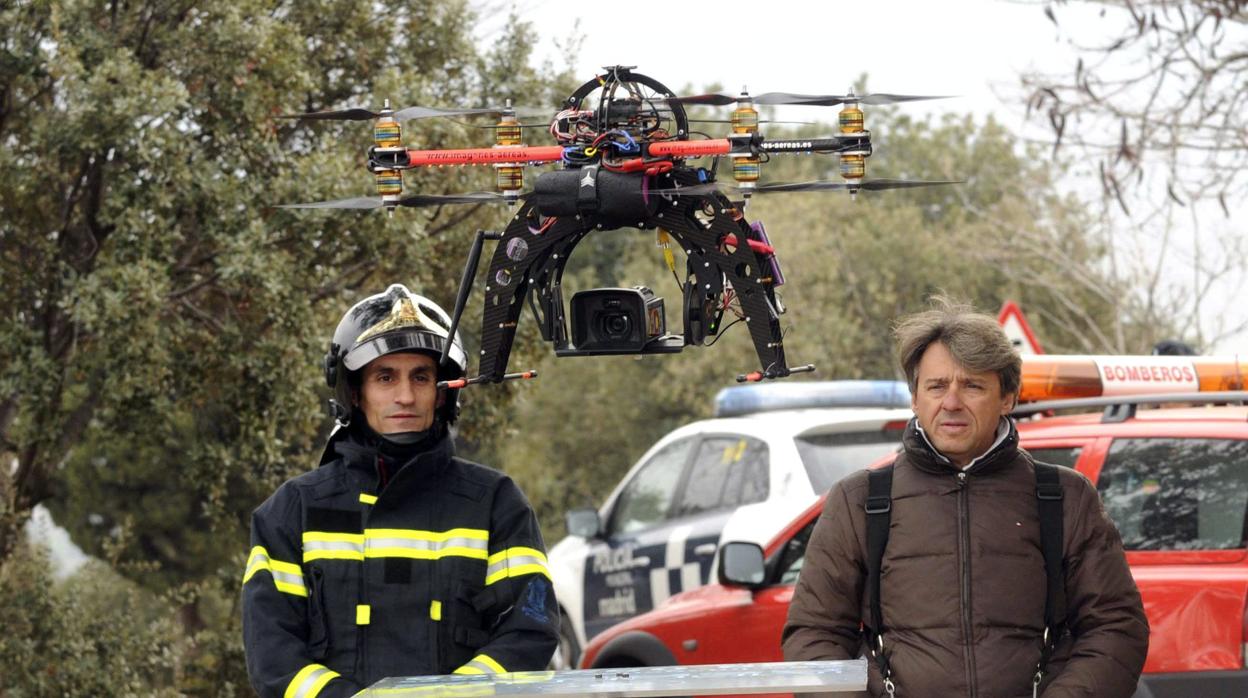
[694,544,717,556]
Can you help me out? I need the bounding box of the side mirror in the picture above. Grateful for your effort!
[717,541,767,589]
[566,508,602,539]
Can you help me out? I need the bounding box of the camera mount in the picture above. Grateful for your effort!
[474,165,795,381]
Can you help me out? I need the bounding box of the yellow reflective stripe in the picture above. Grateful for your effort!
[302,531,365,562]
[356,604,371,625]
[284,663,340,698]
[453,653,506,675]
[476,654,506,673]
[359,493,378,505]
[301,528,489,563]
[368,527,488,542]
[243,546,270,584]
[487,546,547,565]
[485,546,551,586]
[363,528,489,560]
[430,600,442,621]
[242,546,307,597]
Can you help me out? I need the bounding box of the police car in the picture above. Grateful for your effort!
[545,380,916,668]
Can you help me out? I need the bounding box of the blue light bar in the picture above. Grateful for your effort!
[714,380,912,418]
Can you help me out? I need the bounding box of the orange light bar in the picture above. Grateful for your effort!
[1019,355,1248,403]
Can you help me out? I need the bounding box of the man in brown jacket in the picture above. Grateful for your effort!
[783,299,1149,697]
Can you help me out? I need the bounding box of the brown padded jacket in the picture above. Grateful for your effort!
[782,419,1149,697]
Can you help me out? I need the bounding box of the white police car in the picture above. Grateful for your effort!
[546,380,915,668]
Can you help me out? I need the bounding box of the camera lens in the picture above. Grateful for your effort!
[600,312,631,338]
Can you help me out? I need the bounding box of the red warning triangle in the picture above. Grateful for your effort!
[997,300,1044,355]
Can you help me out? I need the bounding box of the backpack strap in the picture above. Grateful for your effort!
[865,465,895,695]
[1033,462,1066,690]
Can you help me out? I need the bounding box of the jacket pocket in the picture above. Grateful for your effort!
[437,585,492,671]
[307,567,330,660]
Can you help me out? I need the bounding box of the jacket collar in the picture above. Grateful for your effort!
[902,416,1019,475]
[332,422,455,479]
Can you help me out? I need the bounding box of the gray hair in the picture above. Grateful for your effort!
[894,296,1021,398]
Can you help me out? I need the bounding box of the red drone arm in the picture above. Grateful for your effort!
[406,146,565,166]
[647,139,733,158]
[405,140,737,167]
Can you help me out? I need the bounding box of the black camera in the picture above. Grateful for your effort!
[568,286,679,354]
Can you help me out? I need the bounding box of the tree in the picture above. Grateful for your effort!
[0,540,185,695]
[1019,1,1248,349]
[0,6,582,687]
[1023,0,1246,212]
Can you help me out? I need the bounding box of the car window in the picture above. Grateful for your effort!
[796,430,904,494]
[775,520,816,586]
[676,436,769,516]
[1027,446,1082,468]
[608,438,695,535]
[1097,438,1248,551]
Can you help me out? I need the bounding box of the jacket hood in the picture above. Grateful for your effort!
[901,416,1020,476]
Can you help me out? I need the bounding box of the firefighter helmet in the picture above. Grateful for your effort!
[323,284,467,425]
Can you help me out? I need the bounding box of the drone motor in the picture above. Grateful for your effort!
[493,105,525,202]
[371,100,405,206]
[730,91,761,196]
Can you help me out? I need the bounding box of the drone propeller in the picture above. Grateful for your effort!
[755,178,962,192]
[685,118,814,126]
[279,105,548,122]
[277,191,520,209]
[669,92,950,107]
[476,122,556,129]
[649,178,961,197]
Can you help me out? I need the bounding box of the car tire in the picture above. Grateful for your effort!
[550,613,581,670]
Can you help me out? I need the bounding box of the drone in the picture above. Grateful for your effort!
[279,67,958,385]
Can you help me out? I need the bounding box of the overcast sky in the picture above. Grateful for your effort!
[478,0,1084,131]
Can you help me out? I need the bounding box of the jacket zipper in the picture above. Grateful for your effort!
[957,471,978,698]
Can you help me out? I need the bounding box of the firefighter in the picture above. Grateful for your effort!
[242,284,558,698]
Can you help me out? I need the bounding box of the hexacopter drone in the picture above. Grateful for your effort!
[280,66,957,386]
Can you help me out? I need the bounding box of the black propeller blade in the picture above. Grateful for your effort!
[666,93,746,106]
[755,178,963,192]
[279,105,547,122]
[668,92,951,107]
[647,179,961,197]
[277,191,521,210]
[685,119,815,126]
[753,92,951,107]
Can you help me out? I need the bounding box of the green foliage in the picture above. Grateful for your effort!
[0,0,561,690]
[1,0,546,562]
[0,542,184,696]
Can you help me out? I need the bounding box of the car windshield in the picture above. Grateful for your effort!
[796,430,905,494]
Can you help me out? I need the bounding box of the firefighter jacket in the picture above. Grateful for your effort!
[242,429,559,698]
[783,418,1149,697]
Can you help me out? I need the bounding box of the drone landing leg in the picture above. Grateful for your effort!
[478,204,587,381]
[442,229,504,372]
[655,188,809,380]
